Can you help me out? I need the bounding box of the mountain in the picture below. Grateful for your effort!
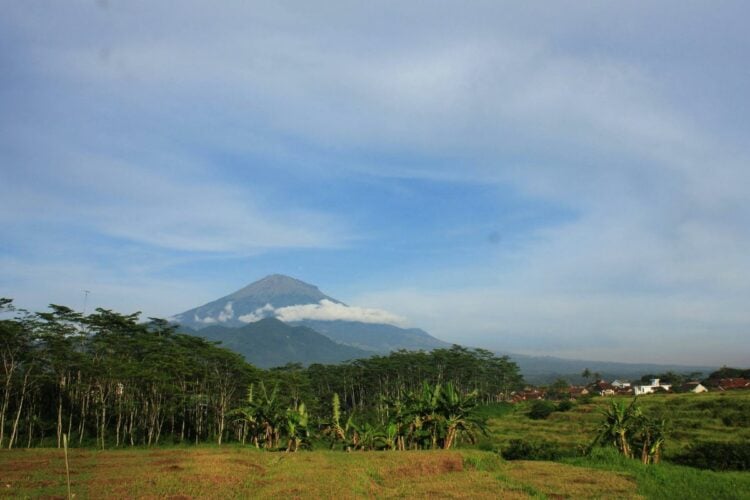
[173,274,448,352]
[174,274,715,379]
[292,320,449,352]
[188,317,370,368]
[173,274,339,329]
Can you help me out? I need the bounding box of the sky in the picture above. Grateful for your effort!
[2,1,749,366]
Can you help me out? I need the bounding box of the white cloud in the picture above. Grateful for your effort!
[237,299,406,326]
[217,302,234,322]
[194,314,217,325]
[355,287,750,367]
[238,303,275,323]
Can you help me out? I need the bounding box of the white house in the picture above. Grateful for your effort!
[679,382,708,394]
[632,378,671,395]
[611,380,631,389]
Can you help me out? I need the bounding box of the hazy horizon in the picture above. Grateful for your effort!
[2,2,749,367]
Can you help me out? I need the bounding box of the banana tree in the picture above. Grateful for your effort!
[591,399,640,458]
[404,382,443,449]
[633,414,668,464]
[322,392,358,451]
[439,383,486,450]
[284,402,309,452]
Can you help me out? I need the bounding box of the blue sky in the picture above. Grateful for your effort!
[2,1,749,365]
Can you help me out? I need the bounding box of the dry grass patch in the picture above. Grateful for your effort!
[504,460,640,499]
[0,447,642,499]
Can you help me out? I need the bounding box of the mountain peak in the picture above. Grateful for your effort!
[227,274,332,302]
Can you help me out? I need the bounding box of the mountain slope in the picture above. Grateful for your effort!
[173,274,339,329]
[190,317,369,368]
[294,320,450,352]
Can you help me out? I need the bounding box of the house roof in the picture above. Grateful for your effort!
[718,378,750,390]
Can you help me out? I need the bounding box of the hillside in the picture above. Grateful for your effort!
[191,317,369,368]
[507,352,716,384]
[293,319,450,353]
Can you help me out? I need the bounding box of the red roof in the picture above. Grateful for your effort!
[718,378,750,390]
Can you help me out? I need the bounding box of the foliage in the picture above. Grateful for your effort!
[707,366,750,380]
[673,442,750,471]
[565,447,750,500]
[590,398,668,464]
[556,400,574,412]
[0,299,521,451]
[527,400,556,420]
[501,439,569,461]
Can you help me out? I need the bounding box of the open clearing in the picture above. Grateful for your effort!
[0,448,638,499]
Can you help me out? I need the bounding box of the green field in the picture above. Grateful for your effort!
[484,391,750,460]
[1,391,748,499]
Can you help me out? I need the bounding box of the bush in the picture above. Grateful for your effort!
[577,393,595,404]
[556,400,574,412]
[501,439,568,461]
[528,400,556,420]
[673,442,750,471]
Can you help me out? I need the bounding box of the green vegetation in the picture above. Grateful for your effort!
[564,447,750,500]
[3,297,750,498]
[488,391,750,462]
[590,399,667,464]
[0,298,522,450]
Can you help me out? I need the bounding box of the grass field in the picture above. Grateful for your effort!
[1,391,748,499]
[484,391,750,459]
[0,447,640,499]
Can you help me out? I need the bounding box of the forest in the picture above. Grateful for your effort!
[0,298,524,451]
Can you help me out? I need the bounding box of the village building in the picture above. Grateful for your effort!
[676,381,708,393]
[592,380,615,397]
[716,378,750,391]
[632,378,672,395]
[611,379,631,389]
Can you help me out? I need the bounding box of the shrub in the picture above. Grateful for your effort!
[501,439,568,461]
[528,400,556,420]
[577,393,595,404]
[556,400,574,412]
[673,442,750,471]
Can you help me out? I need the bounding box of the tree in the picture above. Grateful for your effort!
[592,399,639,458]
[284,403,309,452]
[439,383,485,450]
[590,398,669,464]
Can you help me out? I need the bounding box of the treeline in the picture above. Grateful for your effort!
[0,299,524,449]
[638,366,749,387]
